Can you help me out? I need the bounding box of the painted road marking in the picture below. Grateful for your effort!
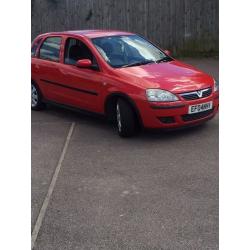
[31,122,75,249]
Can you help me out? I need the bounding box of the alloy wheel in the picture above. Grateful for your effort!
[116,103,122,132]
[31,84,38,107]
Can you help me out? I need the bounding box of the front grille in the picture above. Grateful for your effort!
[158,116,175,124]
[180,87,212,100]
[182,108,214,122]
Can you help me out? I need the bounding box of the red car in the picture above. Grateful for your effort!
[31,30,219,137]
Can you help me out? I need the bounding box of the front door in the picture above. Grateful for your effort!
[55,37,104,113]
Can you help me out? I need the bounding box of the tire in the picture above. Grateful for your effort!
[31,82,46,110]
[116,98,137,137]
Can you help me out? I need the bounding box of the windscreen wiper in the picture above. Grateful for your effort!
[156,57,173,63]
[121,60,155,68]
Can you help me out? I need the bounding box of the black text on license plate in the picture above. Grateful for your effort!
[188,101,213,114]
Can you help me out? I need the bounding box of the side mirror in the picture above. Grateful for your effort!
[164,50,172,56]
[76,59,92,68]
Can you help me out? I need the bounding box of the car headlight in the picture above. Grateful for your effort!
[146,89,179,102]
[214,79,219,92]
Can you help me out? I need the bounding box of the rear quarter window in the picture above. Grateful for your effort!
[39,37,62,62]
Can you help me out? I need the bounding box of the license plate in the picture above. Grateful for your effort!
[188,101,213,114]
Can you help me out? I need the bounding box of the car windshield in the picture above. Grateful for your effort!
[92,35,172,68]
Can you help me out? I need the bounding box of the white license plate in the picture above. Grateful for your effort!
[188,101,213,114]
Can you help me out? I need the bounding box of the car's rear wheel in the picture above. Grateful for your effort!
[31,82,45,110]
[116,98,137,137]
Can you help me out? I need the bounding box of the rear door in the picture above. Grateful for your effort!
[32,36,63,101]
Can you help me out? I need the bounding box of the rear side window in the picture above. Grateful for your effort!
[39,37,62,62]
[31,38,42,57]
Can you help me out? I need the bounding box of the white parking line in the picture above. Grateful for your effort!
[31,122,75,249]
[31,121,73,125]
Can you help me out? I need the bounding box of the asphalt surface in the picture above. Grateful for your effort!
[32,58,219,250]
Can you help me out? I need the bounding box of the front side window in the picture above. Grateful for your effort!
[92,35,172,68]
[39,36,62,62]
[64,38,98,67]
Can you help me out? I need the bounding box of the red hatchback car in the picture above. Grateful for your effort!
[31,30,219,137]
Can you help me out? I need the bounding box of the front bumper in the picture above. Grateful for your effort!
[136,92,219,129]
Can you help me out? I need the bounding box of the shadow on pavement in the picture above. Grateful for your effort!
[38,104,211,142]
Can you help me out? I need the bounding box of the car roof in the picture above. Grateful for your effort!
[41,30,134,39]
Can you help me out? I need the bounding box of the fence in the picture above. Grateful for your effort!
[31,0,218,56]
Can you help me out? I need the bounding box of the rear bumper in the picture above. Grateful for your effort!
[136,93,219,129]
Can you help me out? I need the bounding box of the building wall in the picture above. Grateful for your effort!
[31,0,218,56]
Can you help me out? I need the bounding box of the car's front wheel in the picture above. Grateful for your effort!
[116,98,137,137]
[31,82,45,110]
